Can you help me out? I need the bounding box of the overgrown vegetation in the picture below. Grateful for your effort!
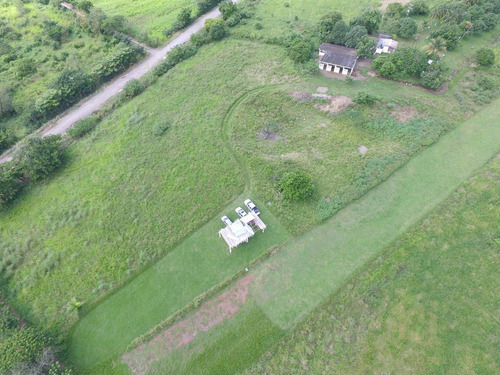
[0,1,144,149]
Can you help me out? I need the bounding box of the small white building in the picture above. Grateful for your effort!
[219,212,266,252]
[375,34,399,54]
[318,43,358,76]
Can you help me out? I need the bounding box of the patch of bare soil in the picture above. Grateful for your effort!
[380,0,410,11]
[257,131,283,141]
[122,274,255,375]
[290,92,353,114]
[391,105,419,122]
[317,95,353,114]
[316,86,329,94]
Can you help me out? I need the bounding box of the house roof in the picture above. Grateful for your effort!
[377,38,398,50]
[319,43,358,69]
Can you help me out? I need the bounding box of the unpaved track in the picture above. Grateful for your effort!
[0,4,231,163]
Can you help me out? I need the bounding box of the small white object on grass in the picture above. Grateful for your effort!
[245,267,249,272]
[359,145,368,155]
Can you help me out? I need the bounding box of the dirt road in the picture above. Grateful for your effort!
[0,5,228,163]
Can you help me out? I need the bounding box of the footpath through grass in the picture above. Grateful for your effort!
[140,96,500,374]
[247,156,500,374]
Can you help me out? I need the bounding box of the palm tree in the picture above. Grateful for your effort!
[424,37,447,57]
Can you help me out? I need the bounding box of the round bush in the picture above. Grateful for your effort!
[123,79,144,98]
[476,47,495,66]
[279,170,315,201]
[153,121,170,136]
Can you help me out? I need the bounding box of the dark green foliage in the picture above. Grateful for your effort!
[407,0,429,15]
[482,13,498,31]
[90,44,144,82]
[18,135,64,181]
[153,121,170,136]
[166,7,192,34]
[123,79,144,98]
[318,11,343,41]
[220,1,238,20]
[356,35,376,58]
[344,25,368,48]
[101,15,127,35]
[48,69,95,107]
[0,327,49,372]
[397,17,417,38]
[0,128,13,152]
[288,38,311,63]
[386,3,405,18]
[476,47,495,66]
[76,0,94,13]
[14,58,36,79]
[354,9,383,34]
[153,43,198,76]
[430,24,461,50]
[67,115,100,138]
[419,63,447,89]
[0,165,21,205]
[86,7,107,36]
[43,21,64,43]
[279,170,315,201]
[373,47,427,79]
[197,0,223,15]
[0,88,14,118]
[354,91,379,104]
[208,21,227,40]
[330,20,349,45]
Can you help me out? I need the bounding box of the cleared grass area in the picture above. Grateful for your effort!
[246,156,500,374]
[0,40,297,332]
[68,193,290,368]
[134,96,500,374]
[92,0,196,42]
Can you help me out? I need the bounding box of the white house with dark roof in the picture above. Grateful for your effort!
[318,43,358,76]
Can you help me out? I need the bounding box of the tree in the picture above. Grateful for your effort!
[43,21,64,43]
[0,166,20,205]
[77,0,94,13]
[476,47,495,66]
[430,24,461,50]
[86,7,107,35]
[288,38,311,63]
[176,7,192,26]
[344,25,367,48]
[406,0,429,15]
[0,88,14,118]
[356,35,376,58]
[318,11,343,41]
[205,19,226,40]
[279,170,315,201]
[420,64,447,89]
[330,20,349,45]
[424,37,447,57]
[482,13,498,31]
[379,59,396,77]
[386,3,405,18]
[357,9,383,34]
[18,136,64,181]
[397,17,417,38]
[219,1,238,20]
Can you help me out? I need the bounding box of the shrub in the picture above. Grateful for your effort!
[254,22,263,30]
[153,121,170,136]
[77,0,94,13]
[177,7,192,27]
[344,26,367,48]
[43,21,64,43]
[397,17,417,38]
[330,20,348,45]
[476,47,495,66]
[0,166,21,206]
[67,115,100,138]
[197,0,223,15]
[279,170,315,201]
[122,79,143,98]
[90,45,144,82]
[406,0,429,15]
[355,9,383,34]
[420,64,447,90]
[430,24,461,50]
[386,3,405,18]
[208,21,226,40]
[18,135,64,181]
[14,58,36,79]
[354,91,379,104]
[0,88,14,118]
[288,38,311,63]
[356,35,376,58]
[379,59,396,77]
[0,327,50,373]
[220,1,238,20]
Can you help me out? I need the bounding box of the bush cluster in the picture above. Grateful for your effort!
[67,115,100,138]
[279,170,315,201]
[371,47,448,89]
[354,91,379,104]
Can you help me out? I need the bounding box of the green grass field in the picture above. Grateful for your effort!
[130,95,500,375]
[92,0,196,42]
[246,156,500,374]
[0,1,122,139]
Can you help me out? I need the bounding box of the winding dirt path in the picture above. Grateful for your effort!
[0,2,236,163]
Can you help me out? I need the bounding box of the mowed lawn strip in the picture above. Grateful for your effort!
[251,95,500,328]
[68,194,290,368]
[246,157,500,374]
